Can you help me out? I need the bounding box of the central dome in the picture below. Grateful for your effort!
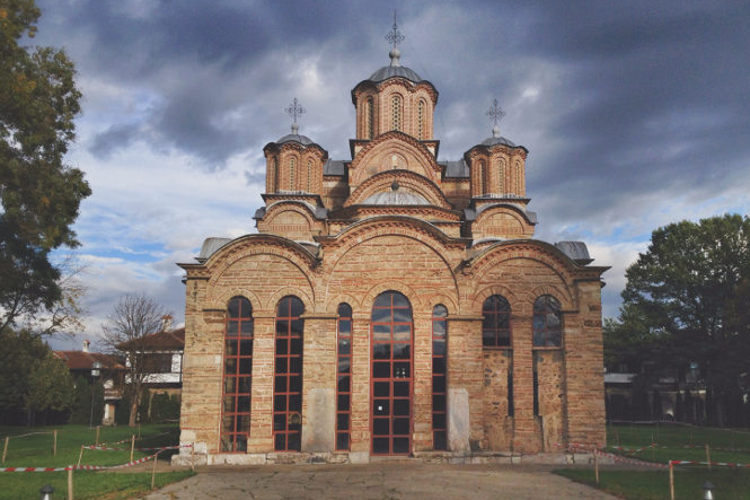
[368,65,422,83]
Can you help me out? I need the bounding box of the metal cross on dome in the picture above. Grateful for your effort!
[486,99,506,127]
[285,97,306,134]
[385,10,405,50]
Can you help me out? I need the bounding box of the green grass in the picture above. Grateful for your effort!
[0,424,193,499]
[556,468,750,500]
[606,423,750,465]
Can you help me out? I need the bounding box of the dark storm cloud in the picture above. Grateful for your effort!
[40,1,750,217]
[89,123,141,159]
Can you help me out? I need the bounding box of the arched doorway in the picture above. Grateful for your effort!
[371,291,413,455]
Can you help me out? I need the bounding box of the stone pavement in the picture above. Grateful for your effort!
[140,463,618,499]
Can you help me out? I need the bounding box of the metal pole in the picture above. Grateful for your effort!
[88,382,95,428]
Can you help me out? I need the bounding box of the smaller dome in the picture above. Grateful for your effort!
[276,133,314,146]
[480,135,517,148]
[369,65,422,83]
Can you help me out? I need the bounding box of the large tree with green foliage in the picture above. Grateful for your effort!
[0,0,91,334]
[24,351,75,424]
[617,214,750,426]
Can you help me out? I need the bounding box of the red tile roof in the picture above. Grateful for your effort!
[117,328,185,351]
[53,351,125,371]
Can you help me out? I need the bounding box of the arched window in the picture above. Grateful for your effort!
[336,303,352,451]
[431,304,448,450]
[220,296,253,452]
[371,291,412,455]
[477,160,486,195]
[273,296,304,451]
[418,99,426,140]
[533,295,562,347]
[273,157,279,192]
[306,159,312,192]
[482,295,511,348]
[367,97,375,139]
[391,95,402,131]
[289,157,296,191]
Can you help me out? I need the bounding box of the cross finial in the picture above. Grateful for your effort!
[284,97,306,134]
[486,99,506,138]
[385,10,405,67]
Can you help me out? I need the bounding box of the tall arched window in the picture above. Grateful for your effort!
[336,303,352,451]
[418,99,426,140]
[371,291,412,455]
[477,160,486,195]
[367,97,375,139]
[289,157,296,191]
[533,295,562,347]
[220,296,254,452]
[306,159,312,192]
[482,295,511,348]
[431,304,448,450]
[273,157,279,192]
[274,296,304,451]
[391,95,402,131]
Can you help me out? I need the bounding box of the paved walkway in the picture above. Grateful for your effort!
[140,463,618,499]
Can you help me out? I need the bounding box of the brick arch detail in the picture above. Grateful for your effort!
[350,131,442,186]
[209,288,263,316]
[472,284,520,314]
[526,285,574,312]
[205,235,318,272]
[325,293,361,315]
[266,287,315,316]
[345,170,451,209]
[361,282,422,312]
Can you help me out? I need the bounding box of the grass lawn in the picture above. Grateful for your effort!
[606,423,750,465]
[554,423,750,499]
[556,468,750,500]
[0,424,194,500]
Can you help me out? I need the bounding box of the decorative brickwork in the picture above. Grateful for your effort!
[176,47,608,465]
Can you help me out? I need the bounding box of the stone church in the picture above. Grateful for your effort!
[176,24,608,465]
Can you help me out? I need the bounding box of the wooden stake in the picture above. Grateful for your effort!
[95,425,100,446]
[669,462,675,500]
[705,443,711,471]
[151,451,160,490]
[53,429,58,456]
[2,436,8,464]
[594,452,599,484]
[130,434,135,462]
[77,445,84,467]
[68,467,74,500]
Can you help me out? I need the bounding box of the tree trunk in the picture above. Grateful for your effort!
[128,393,139,427]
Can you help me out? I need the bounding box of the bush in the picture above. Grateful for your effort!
[150,392,180,423]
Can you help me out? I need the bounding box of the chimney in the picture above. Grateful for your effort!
[161,314,173,332]
[82,339,90,353]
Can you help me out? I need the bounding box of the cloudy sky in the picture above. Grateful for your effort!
[34,1,750,349]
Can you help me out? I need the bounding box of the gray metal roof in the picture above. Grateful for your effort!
[480,135,516,147]
[363,189,429,205]
[324,159,346,176]
[197,237,232,262]
[554,241,593,265]
[369,65,422,83]
[440,159,470,178]
[275,133,314,146]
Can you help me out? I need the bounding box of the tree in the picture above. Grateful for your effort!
[620,214,750,426]
[0,329,48,424]
[102,294,169,427]
[25,351,75,425]
[0,0,91,335]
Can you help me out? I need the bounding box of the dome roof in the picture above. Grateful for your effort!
[480,135,516,148]
[276,133,314,146]
[369,65,422,83]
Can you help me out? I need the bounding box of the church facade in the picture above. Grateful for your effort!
[176,33,608,465]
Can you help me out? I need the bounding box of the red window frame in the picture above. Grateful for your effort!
[370,291,413,456]
[220,296,253,453]
[273,296,304,452]
[431,305,448,450]
[336,303,352,451]
[482,295,511,348]
[533,295,562,348]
